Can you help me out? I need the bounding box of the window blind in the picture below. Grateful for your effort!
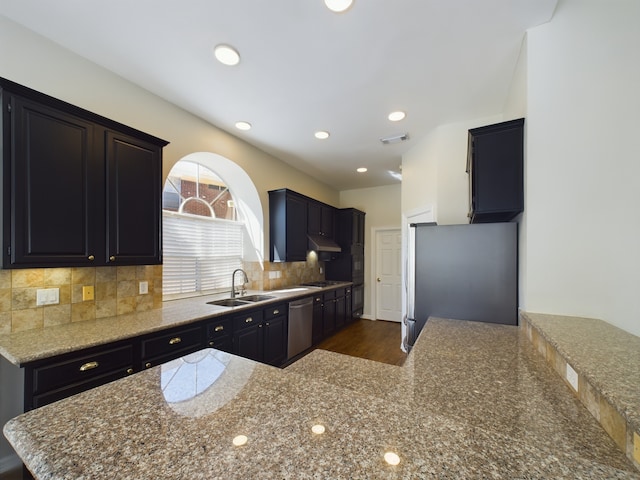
[162,211,244,295]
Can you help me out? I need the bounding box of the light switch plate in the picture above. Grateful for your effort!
[139,281,149,295]
[36,288,60,306]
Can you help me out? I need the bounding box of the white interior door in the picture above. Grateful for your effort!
[375,229,402,322]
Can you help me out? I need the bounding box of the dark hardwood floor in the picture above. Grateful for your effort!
[315,318,407,366]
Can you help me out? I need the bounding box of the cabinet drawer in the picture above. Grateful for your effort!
[207,335,233,353]
[141,325,203,362]
[31,344,134,395]
[264,303,286,320]
[233,310,263,331]
[207,318,232,339]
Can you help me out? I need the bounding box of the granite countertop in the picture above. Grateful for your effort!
[0,283,350,366]
[4,318,639,479]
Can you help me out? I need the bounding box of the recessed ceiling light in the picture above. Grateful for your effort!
[388,111,406,122]
[235,121,252,131]
[357,167,367,173]
[214,44,240,66]
[324,0,354,13]
[315,131,330,140]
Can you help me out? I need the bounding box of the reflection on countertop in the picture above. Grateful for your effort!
[4,318,639,479]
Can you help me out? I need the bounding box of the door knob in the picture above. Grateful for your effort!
[377,277,381,282]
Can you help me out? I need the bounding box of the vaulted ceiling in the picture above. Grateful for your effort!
[0,0,557,190]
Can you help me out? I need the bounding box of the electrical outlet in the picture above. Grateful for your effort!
[566,363,578,391]
[139,281,149,295]
[82,286,94,302]
[36,288,59,306]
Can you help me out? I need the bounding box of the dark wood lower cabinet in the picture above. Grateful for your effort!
[24,341,135,411]
[19,290,353,414]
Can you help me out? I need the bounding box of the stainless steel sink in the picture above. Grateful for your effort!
[207,298,251,307]
[237,294,276,302]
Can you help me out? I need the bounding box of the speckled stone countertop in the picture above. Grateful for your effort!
[522,312,640,435]
[5,318,639,479]
[0,285,347,366]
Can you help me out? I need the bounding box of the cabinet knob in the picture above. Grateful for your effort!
[168,337,182,345]
[109,256,116,262]
[266,322,270,326]
[145,362,152,368]
[377,278,381,282]
[209,341,215,347]
[88,255,95,261]
[273,309,280,315]
[214,325,224,332]
[79,361,99,372]
[126,368,134,375]
[245,317,253,323]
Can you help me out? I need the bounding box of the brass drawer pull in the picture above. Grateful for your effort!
[79,361,99,372]
[169,337,182,345]
[209,341,215,347]
[88,255,95,261]
[126,368,134,375]
[109,255,116,262]
[214,325,224,332]
[273,309,280,315]
[245,317,253,323]
[145,362,152,368]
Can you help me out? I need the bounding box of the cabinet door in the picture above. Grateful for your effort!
[311,295,324,344]
[345,290,353,323]
[323,295,336,336]
[5,95,100,267]
[285,193,308,261]
[335,294,345,330]
[233,324,263,362]
[106,130,162,265]
[263,314,288,366]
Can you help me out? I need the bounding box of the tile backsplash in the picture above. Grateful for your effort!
[0,265,162,334]
[243,252,324,291]
[0,254,323,335]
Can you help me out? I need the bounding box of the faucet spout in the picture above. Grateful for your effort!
[231,268,249,298]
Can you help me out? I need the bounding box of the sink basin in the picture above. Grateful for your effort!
[237,294,276,302]
[207,299,251,307]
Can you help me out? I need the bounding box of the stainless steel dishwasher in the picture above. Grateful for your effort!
[287,296,314,359]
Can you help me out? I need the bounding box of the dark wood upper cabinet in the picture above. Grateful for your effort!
[269,189,308,262]
[106,130,162,265]
[307,199,334,238]
[467,118,524,224]
[1,78,168,268]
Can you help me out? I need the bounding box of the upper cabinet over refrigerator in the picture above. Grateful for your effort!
[467,118,524,223]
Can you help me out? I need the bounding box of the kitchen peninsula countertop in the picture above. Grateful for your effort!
[4,318,639,479]
[0,284,350,366]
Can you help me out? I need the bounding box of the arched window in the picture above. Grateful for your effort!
[162,154,263,298]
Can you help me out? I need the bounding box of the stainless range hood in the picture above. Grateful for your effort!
[308,234,341,253]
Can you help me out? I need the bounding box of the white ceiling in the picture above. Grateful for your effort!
[0,0,556,191]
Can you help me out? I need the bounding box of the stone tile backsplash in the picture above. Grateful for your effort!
[0,265,163,334]
[0,254,323,334]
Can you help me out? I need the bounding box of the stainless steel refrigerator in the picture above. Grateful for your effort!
[404,222,518,350]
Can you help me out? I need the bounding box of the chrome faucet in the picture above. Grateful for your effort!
[231,268,249,298]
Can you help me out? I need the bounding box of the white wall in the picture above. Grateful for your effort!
[401,115,502,225]
[524,0,640,336]
[503,37,529,309]
[340,184,401,319]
